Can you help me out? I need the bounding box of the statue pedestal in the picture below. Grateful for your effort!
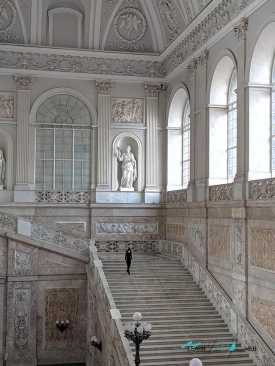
[0,185,3,190]
[119,187,134,192]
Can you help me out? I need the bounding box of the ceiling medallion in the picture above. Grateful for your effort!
[0,0,16,33]
[113,7,147,44]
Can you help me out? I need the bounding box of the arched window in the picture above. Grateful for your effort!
[227,70,237,182]
[167,87,190,191]
[272,60,275,177]
[35,94,91,191]
[209,55,237,185]
[183,100,190,188]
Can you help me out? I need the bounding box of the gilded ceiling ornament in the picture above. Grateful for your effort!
[113,7,147,44]
[0,0,16,33]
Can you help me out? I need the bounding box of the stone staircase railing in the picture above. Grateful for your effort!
[158,240,275,366]
[0,211,90,255]
[87,243,135,366]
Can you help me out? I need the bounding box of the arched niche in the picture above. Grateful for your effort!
[208,52,237,185]
[247,18,275,180]
[167,84,189,191]
[0,127,14,190]
[112,133,142,192]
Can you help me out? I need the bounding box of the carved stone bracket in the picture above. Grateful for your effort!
[15,75,33,90]
[96,81,113,95]
[144,83,161,97]
[198,50,209,69]
[234,18,248,41]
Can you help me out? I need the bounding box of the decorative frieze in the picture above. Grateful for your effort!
[249,179,275,199]
[188,224,205,254]
[144,83,161,97]
[15,75,33,90]
[95,241,159,252]
[45,288,79,348]
[234,18,248,40]
[250,229,275,271]
[167,189,187,204]
[209,184,233,201]
[209,226,230,261]
[96,81,113,95]
[35,191,91,203]
[30,223,89,255]
[96,222,158,235]
[167,223,185,236]
[112,97,143,124]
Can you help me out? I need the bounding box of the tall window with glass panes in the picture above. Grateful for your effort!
[272,63,275,176]
[35,95,91,191]
[227,70,237,183]
[183,100,190,188]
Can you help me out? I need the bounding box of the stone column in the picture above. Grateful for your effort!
[144,84,160,194]
[96,81,113,191]
[233,19,248,200]
[196,51,209,201]
[187,59,197,202]
[14,76,33,202]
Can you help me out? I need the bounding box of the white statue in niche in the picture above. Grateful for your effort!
[117,146,137,191]
[0,150,5,189]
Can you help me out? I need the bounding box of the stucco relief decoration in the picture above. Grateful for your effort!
[110,4,149,51]
[112,98,143,124]
[14,289,30,350]
[144,83,161,97]
[0,244,3,271]
[234,18,248,40]
[188,224,205,254]
[0,211,17,231]
[0,0,16,34]
[235,221,243,264]
[167,223,185,236]
[209,226,230,261]
[97,223,158,235]
[0,92,14,118]
[45,288,79,348]
[96,81,113,95]
[15,75,33,90]
[159,0,181,40]
[15,250,31,275]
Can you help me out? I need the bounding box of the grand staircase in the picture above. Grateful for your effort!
[100,253,255,366]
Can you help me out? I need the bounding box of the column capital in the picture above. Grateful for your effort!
[96,81,113,95]
[144,83,161,97]
[234,18,248,41]
[15,75,33,90]
[198,50,209,69]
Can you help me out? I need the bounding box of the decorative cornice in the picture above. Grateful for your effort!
[234,18,248,40]
[15,75,33,90]
[198,49,209,69]
[162,0,256,76]
[96,81,113,95]
[144,83,161,97]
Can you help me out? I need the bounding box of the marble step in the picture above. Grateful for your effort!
[117,303,215,310]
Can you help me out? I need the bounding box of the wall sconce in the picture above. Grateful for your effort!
[56,320,69,333]
[90,336,102,352]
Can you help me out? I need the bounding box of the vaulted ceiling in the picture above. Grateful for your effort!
[0,0,213,54]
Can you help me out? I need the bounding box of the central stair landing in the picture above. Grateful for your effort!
[100,253,255,366]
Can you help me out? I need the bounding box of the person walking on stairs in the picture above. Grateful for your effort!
[125,248,132,275]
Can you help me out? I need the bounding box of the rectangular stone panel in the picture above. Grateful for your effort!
[209,226,230,261]
[251,296,275,341]
[250,229,275,271]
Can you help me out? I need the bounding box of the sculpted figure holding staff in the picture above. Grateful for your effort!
[117,146,137,190]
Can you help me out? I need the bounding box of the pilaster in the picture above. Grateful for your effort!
[96,81,113,191]
[187,58,198,202]
[233,19,248,200]
[144,83,160,193]
[14,76,34,203]
[0,278,5,366]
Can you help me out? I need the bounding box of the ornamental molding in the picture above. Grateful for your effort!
[0,0,264,79]
[96,81,113,95]
[198,49,209,69]
[144,83,161,97]
[234,18,248,40]
[15,75,33,90]
[187,58,197,79]
[96,222,158,235]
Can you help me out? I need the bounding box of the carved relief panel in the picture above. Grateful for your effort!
[188,224,205,254]
[250,229,275,271]
[112,97,143,124]
[251,295,275,341]
[0,92,15,120]
[8,240,38,276]
[234,220,244,265]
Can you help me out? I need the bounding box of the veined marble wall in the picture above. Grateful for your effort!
[0,236,88,366]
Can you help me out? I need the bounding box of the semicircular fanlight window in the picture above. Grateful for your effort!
[36,94,91,125]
